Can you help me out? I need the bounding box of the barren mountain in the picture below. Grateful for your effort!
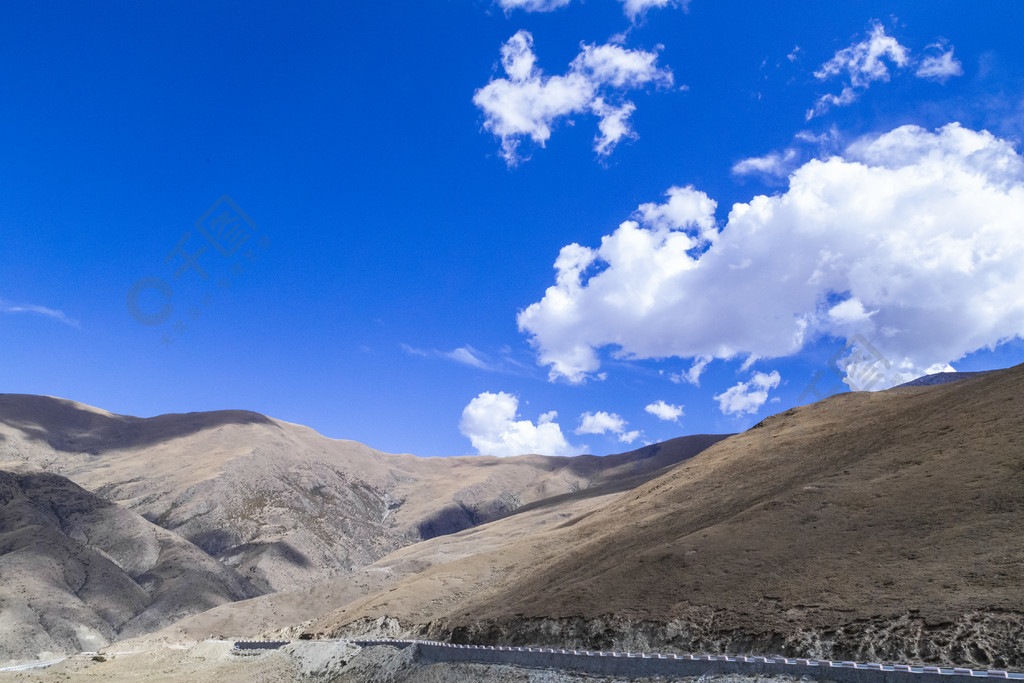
[0,394,726,594]
[306,364,1024,668]
[0,470,258,663]
[127,464,643,644]
[7,365,1022,675]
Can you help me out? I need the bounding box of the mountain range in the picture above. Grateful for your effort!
[1,364,1021,672]
[0,393,723,662]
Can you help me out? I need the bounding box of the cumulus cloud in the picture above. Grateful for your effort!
[714,371,781,415]
[576,410,641,443]
[460,391,577,457]
[577,410,625,434]
[916,44,964,82]
[473,31,673,165]
[619,430,642,444]
[518,123,1024,390]
[645,400,684,422]
[0,298,78,327]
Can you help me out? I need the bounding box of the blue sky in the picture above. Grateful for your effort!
[3,1,1024,458]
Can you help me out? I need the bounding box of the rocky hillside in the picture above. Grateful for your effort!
[0,470,259,662]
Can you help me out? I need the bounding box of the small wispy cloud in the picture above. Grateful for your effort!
[401,343,535,375]
[808,22,965,119]
[915,42,964,83]
[732,148,799,179]
[495,0,685,20]
[495,0,571,12]
[808,22,909,119]
[445,346,490,370]
[0,298,79,327]
[666,356,710,386]
[732,128,843,183]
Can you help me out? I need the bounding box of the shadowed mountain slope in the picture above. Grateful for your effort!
[0,470,259,664]
[310,364,1024,668]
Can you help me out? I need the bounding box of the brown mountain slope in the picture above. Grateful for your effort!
[0,394,727,592]
[124,465,644,644]
[311,364,1024,668]
[0,470,258,664]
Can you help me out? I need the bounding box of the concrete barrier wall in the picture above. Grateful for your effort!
[352,639,1023,682]
[233,641,290,650]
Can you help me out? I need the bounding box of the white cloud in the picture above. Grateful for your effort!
[518,123,1024,390]
[401,343,539,375]
[495,0,684,18]
[916,44,964,82]
[714,371,781,416]
[0,298,78,327]
[681,357,710,385]
[460,391,577,457]
[808,23,964,119]
[576,410,642,444]
[808,22,909,119]
[732,148,799,178]
[808,87,858,118]
[577,410,626,435]
[814,23,909,87]
[592,99,638,156]
[496,0,572,11]
[620,0,685,20]
[734,130,843,183]
[473,31,672,165]
[645,400,684,422]
[618,429,642,444]
[446,346,490,369]
[794,128,836,145]
[635,185,717,239]
[828,298,876,324]
[402,343,493,370]
[400,343,431,357]
[668,356,709,385]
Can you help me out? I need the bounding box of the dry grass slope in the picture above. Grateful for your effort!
[312,364,1024,668]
